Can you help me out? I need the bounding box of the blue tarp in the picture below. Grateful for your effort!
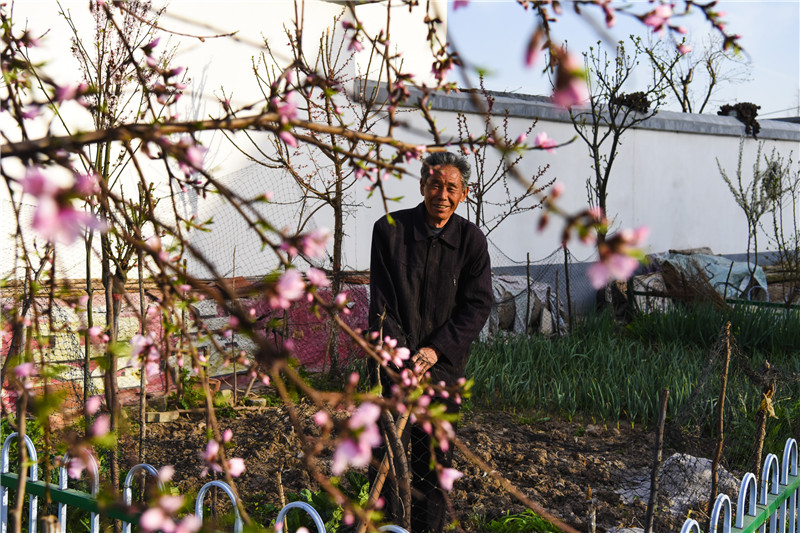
[649,252,768,300]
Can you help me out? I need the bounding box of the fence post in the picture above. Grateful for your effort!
[122,464,164,533]
[194,481,242,533]
[1,433,39,533]
[58,452,99,533]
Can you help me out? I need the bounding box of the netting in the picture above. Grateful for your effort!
[2,159,605,414]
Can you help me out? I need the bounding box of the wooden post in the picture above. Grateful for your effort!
[708,322,731,523]
[563,246,573,333]
[644,389,669,533]
[525,253,531,334]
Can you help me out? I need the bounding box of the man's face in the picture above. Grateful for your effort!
[420,164,467,228]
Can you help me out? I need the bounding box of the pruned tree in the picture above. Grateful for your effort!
[457,78,554,236]
[569,37,668,241]
[718,138,771,278]
[760,149,800,280]
[637,34,750,114]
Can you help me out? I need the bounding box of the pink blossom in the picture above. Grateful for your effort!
[279,130,298,148]
[142,37,161,56]
[14,362,35,379]
[332,402,383,475]
[21,107,41,120]
[348,37,364,53]
[268,269,306,310]
[90,414,110,438]
[525,31,543,67]
[306,267,330,288]
[21,167,105,244]
[227,457,246,477]
[86,395,102,415]
[88,326,108,344]
[129,333,161,376]
[21,167,58,197]
[222,428,233,442]
[438,468,463,491]
[678,43,693,54]
[33,199,104,245]
[551,53,589,108]
[533,132,557,154]
[67,455,87,479]
[587,253,640,289]
[74,172,100,196]
[453,0,469,9]
[643,4,673,36]
[600,0,616,28]
[140,508,171,533]
[301,228,331,258]
[204,440,220,462]
[175,515,201,533]
[552,78,589,108]
[515,133,527,145]
[314,410,330,426]
[158,465,175,482]
[158,495,184,514]
[273,92,298,124]
[392,347,411,367]
[54,82,87,103]
[334,292,348,307]
[178,144,206,176]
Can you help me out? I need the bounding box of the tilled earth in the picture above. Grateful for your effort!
[120,403,696,532]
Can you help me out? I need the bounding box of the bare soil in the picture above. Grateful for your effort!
[120,399,702,533]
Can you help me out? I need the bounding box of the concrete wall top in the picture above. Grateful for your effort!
[410,87,800,142]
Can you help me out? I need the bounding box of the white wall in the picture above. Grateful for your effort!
[3,1,800,282]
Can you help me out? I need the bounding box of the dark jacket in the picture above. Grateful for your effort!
[369,203,493,384]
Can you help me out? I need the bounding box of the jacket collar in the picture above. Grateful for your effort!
[412,202,461,247]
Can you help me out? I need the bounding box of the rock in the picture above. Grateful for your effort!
[244,397,267,407]
[607,528,645,533]
[585,424,604,438]
[145,410,180,423]
[617,453,740,515]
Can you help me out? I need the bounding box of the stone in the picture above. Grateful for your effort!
[244,397,267,407]
[145,410,180,423]
[617,453,740,515]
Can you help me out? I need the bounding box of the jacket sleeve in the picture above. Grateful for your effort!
[427,228,492,369]
[368,219,409,348]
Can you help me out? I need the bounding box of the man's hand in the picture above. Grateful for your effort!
[412,346,439,376]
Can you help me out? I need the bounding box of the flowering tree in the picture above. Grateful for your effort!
[0,1,741,532]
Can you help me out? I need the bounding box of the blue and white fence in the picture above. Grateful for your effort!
[681,438,799,533]
[0,433,409,533]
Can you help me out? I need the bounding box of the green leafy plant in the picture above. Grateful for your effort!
[487,510,562,533]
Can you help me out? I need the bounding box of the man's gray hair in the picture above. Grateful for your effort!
[421,152,471,189]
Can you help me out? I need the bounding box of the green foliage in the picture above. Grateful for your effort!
[487,510,562,533]
[169,369,205,410]
[265,472,370,533]
[468,306,800,470]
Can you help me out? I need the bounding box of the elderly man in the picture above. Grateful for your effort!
[369,151,493,532]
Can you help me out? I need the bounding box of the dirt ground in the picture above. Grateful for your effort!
[119,399,703,533]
